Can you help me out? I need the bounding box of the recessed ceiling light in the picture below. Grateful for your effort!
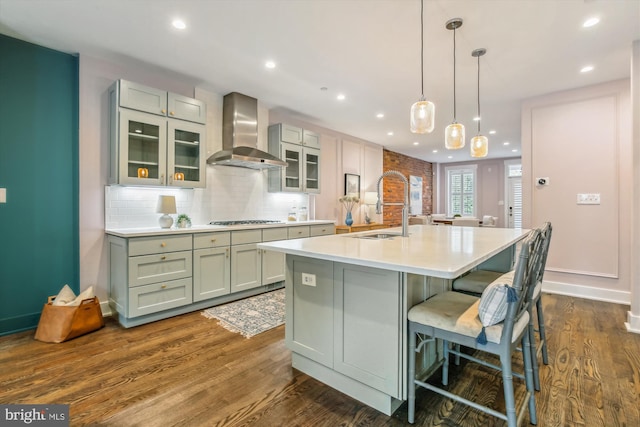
[503,142,510,146]
[581,65,594,73]
[489,130,496,135]
[336,94,346,101]
[447,155,453,159]
[512,149,518,152]
[473,116,481,121]
[583,17,600,28]
[432,149,438,153]
[376,113,384,119]
[387,131,394,136]
[413,141,419,146]
[172,19,186,30]
[265,61,276,69]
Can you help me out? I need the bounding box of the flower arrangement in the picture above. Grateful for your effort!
[338,195,360,213]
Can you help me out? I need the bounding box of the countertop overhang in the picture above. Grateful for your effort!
[106,220,335,238]
[258,224,529,279]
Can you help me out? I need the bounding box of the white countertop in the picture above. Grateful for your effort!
[106,220,335,238]
[258,224,529,279]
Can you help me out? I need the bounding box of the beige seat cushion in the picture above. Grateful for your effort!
[408,291,529,344]
[452,270,503,294]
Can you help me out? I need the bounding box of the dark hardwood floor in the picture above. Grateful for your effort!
[1,294,639,426]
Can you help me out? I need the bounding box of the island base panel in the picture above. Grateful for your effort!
[292,353,404,416]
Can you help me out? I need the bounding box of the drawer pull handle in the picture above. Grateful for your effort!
[211,238,216,243]
[161,284,167,289]
[161,242,166,247]
[161,256,166,260]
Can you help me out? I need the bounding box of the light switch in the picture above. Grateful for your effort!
[301,272,316,287]
[0,188,6,203]
[577,193,600,205]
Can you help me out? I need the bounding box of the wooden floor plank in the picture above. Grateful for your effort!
[1,294,639,426]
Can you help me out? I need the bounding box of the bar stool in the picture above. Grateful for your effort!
[407,229,541,426]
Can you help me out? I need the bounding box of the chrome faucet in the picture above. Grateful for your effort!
[376,170,409,237]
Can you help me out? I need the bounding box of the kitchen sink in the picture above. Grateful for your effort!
[353,232,403,240]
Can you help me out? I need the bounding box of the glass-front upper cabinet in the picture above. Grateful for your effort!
[109,79,206,188]
[167,121,206,188]
[117,110,167,186]
[267,123,321,194]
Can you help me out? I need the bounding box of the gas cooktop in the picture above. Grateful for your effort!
[209,219,283,226]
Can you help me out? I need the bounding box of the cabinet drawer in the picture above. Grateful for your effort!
[310,224,335,236]
[262,227,289,242]
[194,232,231,249]
[128,277,193,318]
[288,226,310,239]
[129,250,192,287]
[129,235,192,256]
[231,229,262,245]
[119,80,167,116]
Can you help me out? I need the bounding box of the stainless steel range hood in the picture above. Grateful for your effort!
[207,92,287,170]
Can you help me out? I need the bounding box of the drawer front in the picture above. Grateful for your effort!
[129,250,192,287]
[129,235,192,256]
[310,224,335,236]
[193,232,231,249]
[262,227,288,242]
[231,229,262,245]
[128,277,193,318]
[288,226,310,239]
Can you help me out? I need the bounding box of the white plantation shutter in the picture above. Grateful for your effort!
[508,177,522,228]
[446,166,477,217]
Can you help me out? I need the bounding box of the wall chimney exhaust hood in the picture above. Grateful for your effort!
[207,92,287,170]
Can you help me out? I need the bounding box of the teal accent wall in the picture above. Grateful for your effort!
[0,34,79,335]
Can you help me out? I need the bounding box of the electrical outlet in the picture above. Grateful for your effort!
[301,273,316,287]
[577,193,601,205]
[0,188,6,203]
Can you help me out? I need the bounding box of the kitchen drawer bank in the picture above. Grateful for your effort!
[106,221,335,328]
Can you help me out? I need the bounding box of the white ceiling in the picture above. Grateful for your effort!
[1,0,638,163]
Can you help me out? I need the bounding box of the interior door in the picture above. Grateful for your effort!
[507,177,522,228]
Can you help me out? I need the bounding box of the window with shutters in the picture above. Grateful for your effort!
[445,165,477,217]
[504,160,522,228]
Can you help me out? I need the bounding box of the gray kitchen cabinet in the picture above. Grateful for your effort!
[109,234,194,320]
[109,79,206,188]
[261,227,288,285]
[333,263,402,398]
[268,124,321,193]
[286,256,335,367]
[118,80,206,124]
[284,255,403,399]
[309,223,335,236]
[193,231,231,301]
[230,229,263,292]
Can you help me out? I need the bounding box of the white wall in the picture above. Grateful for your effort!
[522,79,633,304]
[628,40,640,333]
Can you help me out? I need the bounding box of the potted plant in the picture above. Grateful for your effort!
[176,213,191,228]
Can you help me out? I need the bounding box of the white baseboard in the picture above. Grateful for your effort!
[626,311,640,334]
[100,301,112,317]
[541,280,630,305]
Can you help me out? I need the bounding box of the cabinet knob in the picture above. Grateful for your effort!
[161,242,166,247]
[161,109,166,114]
[161,256,166,260]
[161,284,167,289]
[170,111,175,116]
[211,238,216,243]
[225,248,229,258]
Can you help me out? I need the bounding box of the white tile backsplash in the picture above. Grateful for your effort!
[105,166,309,229]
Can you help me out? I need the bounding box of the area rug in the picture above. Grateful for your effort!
[202,289,285,338]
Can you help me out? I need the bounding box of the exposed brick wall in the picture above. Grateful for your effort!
[382,149,433,226]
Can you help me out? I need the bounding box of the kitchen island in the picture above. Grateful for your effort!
[258,224,529,415]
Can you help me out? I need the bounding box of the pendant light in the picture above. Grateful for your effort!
[445,18,464,149]
[470,48,488,158]
[410,0,435,134]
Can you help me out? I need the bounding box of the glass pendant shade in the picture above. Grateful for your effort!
[410,99,435,134]
[445,122,465,149]
[470,134,488,157]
